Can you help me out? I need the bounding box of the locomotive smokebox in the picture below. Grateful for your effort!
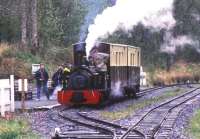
[73,42,87,66]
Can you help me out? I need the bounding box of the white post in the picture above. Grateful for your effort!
[24,79,28,92]
[0,87,5,117]
[10,75,15,112]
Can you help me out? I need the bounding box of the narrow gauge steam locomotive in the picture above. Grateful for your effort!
[57,42,141,105]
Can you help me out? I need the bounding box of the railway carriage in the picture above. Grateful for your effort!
[58,42,141,105]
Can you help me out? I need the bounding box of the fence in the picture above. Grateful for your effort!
[0,75,14,117]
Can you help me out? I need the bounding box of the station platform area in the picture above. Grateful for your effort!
[15,95,60,110]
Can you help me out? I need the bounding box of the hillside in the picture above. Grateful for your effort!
[0,0,200,83]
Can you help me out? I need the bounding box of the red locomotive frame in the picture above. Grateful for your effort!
[58,90,102,105]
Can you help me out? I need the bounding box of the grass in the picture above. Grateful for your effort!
[101,88,187,121]
[0,43,73,77]
[0,118,40,139]
[188,109,200,139]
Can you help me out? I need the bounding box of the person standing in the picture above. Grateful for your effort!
[52,65,63,87]
[34,63,49,100]
[62,65,71,90]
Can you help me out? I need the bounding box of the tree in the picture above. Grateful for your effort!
[31,0,38,54]
[20,0,27,47]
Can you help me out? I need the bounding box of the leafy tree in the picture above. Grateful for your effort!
[0,15,20,42]
[175,45,200,63]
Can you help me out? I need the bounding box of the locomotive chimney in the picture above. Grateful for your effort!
[73,42,87,66]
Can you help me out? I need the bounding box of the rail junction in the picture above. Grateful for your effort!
[49,84,200,139]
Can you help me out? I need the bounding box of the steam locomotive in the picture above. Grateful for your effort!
[57,42,141,105]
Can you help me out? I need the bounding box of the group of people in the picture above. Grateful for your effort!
[34,63,71,101]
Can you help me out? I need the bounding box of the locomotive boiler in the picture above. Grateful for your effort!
[57,42,141,105]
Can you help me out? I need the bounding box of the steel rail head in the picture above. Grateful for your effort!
[78,112,128,130]
[58,111,116,137]
[138,83,200,96]
[120,87,200,139]
[153,88,200,138]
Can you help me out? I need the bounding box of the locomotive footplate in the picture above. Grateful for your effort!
[71,91,85,103]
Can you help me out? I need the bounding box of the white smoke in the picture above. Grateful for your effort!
[161,32,199,53]
[111,81,123,97]
[51,85,62,100]
[85,0,175,55]
[192,13,200,22]
[142,8,175,31]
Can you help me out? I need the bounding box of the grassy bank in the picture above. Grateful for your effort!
[0,43,73,78]
[0,118,39,139]
[188,109,200,139]
[101,88,188,121]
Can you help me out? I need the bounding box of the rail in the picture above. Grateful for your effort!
[120,87,200,139]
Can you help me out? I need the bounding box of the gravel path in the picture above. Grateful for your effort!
[17,110,61,138]
[17,106,95,139]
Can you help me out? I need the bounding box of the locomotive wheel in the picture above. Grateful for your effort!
[100,90,109,102]
[96,90,110,108]
[124,87,136,98]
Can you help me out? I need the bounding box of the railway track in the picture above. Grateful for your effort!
[51,85,171,139]
[50,84,200,139]
[120,87,200,139]
[137,86,163,96]
[137,83,196,96]
[54,108,144,139]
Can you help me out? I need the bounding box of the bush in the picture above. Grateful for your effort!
[15,51,41,64]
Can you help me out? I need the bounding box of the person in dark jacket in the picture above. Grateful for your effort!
[34,63,49,100]
[52,65,63,88]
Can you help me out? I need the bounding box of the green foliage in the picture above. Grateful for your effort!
[15,51,41,64]
[0,119,39,139]
[38,0,87,48]
[188,109,200,139]
[173,0,200,47]
[175,45,200,63]
[38,0,64,48]
[0,15,20,42]
[0,0,112,77]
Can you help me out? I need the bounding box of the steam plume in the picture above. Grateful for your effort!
[85,0,175,55]
[161,32,199,53]
[79,0,114,42]
[111,81,123,97]
[51,85,62,100]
